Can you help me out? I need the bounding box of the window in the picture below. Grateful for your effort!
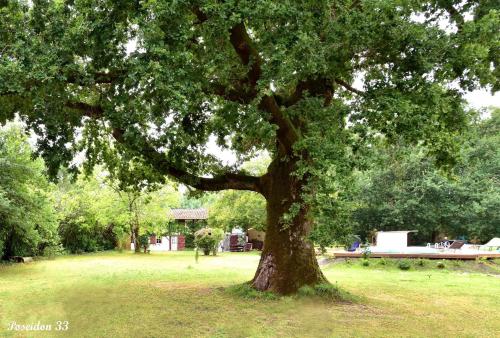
[156,237,162,244]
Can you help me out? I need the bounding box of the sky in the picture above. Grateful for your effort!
[464,89,499,110]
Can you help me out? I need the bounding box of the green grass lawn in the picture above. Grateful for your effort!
[1,252,499,337]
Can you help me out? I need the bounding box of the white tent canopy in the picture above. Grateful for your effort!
[484,238,500,247]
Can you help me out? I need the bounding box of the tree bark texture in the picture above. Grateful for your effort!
[251,157,327,294]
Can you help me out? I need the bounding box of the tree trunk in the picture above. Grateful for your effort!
[128,198,141,253]
[251,157,327,294]
[133,226,140,253]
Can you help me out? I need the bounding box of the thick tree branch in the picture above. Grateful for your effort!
[192,9,299,153]
[145,148,263,192]
[192,8,259,103]
[443,3,464,31]
[259,95,299,153]
[66,102,262,193]
[204,22,262,103]
[229,22,262,91]
[114,127,263,193]
[334,78,364,95]
[65,101,104,118]
[65,70,122,85]
[278,78,335,107]
[227,22,302,152]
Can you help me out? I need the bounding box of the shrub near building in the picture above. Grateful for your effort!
[194,228,224,256]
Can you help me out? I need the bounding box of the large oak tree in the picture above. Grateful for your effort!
[1,0,498,293]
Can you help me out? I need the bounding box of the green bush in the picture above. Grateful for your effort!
[398,259,411,270]
[138,234,150,253]
[194,228,224,256]
[58,218,116,254]
[228,283,278,300]
[113,226,130,252]
[297,283,355,302]
[297,285,316,297]
[476,256,487,264]
[378,258,387,266]
[361,259,370,267]
[436,261,446,269]
[42,244,64,259]
[416,259,425,267]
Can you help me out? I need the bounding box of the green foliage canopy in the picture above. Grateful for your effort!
[1,0,497,192]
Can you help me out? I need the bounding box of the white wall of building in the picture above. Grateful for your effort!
[131,236,178,251]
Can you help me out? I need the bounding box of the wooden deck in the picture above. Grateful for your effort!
[332,251,500,260]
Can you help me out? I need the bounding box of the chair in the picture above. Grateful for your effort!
[448,240,465,250]
[347,241,360,252]
[229,234,244,252]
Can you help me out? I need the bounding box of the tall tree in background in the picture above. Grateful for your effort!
[55,170,120,253]
[1,1,498,293]
[352,146,469,243]
[209,190,266,232]
[0,124,58,258]
[209,154,268,232]
[102,159,163,252]
[352,108,499,244]
[453,108,500,242]
[55,167,181,253]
